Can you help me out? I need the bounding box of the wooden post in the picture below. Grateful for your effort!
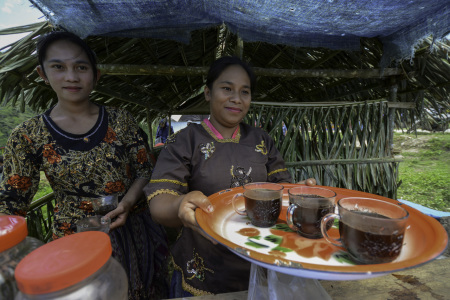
[97,64,403,78]
[146,107,154,151]
[388,77,398,156]
[236,37,243,59]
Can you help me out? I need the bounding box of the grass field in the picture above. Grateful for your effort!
[33,172,53,200]
[394,131,450,212]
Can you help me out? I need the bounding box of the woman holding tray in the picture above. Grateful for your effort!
[145,56,315,297]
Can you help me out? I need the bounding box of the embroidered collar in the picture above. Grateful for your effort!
[203,119,240,140]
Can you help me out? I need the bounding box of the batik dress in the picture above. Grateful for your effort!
[0,105,169,300]
[144,119,292,296]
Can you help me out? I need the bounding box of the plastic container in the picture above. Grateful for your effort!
[0,215,43,300]
[14,231,128,300]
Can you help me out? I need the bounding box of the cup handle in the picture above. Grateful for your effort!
[286,204,299,231]
[321,213,343,247]
[231,193,247,216]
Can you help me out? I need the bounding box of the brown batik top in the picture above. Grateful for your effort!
[145,120,292,296]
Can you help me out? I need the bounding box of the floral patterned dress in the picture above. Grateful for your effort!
[0,105,169,300]
[144,120,292,296]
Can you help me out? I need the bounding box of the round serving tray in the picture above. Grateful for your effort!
[195,184,448,280]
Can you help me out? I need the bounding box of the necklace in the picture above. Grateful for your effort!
[43,106,104,143]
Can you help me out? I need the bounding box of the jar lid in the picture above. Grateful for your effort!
[0,215,28,252]
[15,231,112,295]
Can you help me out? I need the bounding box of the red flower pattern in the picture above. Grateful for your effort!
[43,144,61,164]
[7,174,32,191]
[105,180,125,193]
[137,148,148,164]
[104,127,118,143]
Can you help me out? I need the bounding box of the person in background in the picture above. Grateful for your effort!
[0,31,168,300]
[282,121,287,136]
[144,56,315,297]
[155,118,174,143]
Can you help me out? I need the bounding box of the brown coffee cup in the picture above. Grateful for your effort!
[321,197,409,264]
[286,186,336,239]
[232,182,284,227]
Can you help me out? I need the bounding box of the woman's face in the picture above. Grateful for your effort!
[205,64,251,131]
[36,40,99,104]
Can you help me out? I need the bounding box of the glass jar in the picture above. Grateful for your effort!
[0,215,43,300]
[14,231,128,300]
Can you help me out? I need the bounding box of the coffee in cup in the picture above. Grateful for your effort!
[232,182,284,227]
[286,186,336,239]
[321,197,409,264]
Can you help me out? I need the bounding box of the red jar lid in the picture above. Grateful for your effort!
[15,231,112,295]
[0,215,28,252]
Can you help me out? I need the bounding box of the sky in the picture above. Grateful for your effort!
[0,0,44,49]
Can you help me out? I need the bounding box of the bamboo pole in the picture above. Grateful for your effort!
[387,102,415,108]
[388,78,398,155]
[236,37,243,59]
[251,100,387,107]
[97,64,403,78]
[285,157,402,167]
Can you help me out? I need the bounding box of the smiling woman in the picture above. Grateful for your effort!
[0,31,170,300]
[204,64,252,138]
[144,56,294,297]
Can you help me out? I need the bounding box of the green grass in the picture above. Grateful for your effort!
[33,172,53,200]
[394,132,450,212]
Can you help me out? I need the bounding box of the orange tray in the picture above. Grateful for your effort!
[195,184,448,280]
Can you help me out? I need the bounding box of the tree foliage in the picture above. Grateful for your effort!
[0,105,35,147]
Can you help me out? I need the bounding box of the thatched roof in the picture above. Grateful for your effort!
[0,2,449,127]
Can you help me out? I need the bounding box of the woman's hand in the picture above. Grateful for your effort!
[296,178,317,186]
[106,178,148,230]
[177,191,217,244]
[105,199,133,230]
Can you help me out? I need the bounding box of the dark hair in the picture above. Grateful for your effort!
[36,31,98,82]
[205,56,256,93]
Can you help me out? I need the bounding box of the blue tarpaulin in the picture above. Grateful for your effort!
[399,199,450,220]
[30,0,450,66]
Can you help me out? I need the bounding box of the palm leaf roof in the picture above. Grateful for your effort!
[0,1,449,125]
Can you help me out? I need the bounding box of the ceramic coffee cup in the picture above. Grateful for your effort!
[231,182,284,227]
[321,197,409,264]
[286,186,337,239]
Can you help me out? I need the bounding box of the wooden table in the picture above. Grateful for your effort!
[170,256,450,299]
